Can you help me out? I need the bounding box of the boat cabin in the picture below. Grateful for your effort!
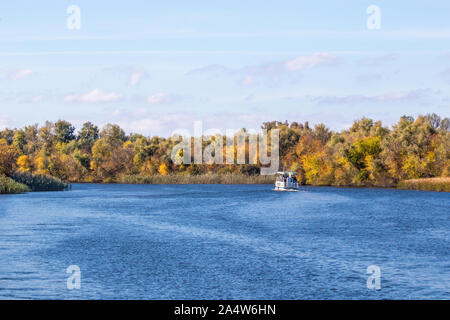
[275,171,299,191]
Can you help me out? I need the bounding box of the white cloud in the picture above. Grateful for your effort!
[147,93,180,104]
[103,66,148,86]
[355,74,382,82]
[64,89,123,103]
[9,69,33,81]
[107,109,409,138]
[313,89,431,105]
[0,117,12,130]
[439,68,450,84]
[242,75,254,85]
[185,64,231,76]
[187,52,338,85]
[120,111,347,137]
[112,112,267,137]
[239,53,338,85]
[31,95,46,103]
[358,54,397,66]
[129,67,148,86]
[284,53,338,71]
[124,113,195,136]
[133,108,149,116]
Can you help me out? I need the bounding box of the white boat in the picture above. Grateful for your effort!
[274,171,299,191]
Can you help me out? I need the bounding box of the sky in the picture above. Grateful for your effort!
[0,0,449,136]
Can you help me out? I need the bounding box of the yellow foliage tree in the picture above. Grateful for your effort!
[0,139,19,176]
[303,153,329,185]
[158,163,169,176]
[17,155,31,172]
[140,160,157,175]
[34,156,48,175]
[333,156,354,186]
[402,154,422,179]
[123,141,133,149]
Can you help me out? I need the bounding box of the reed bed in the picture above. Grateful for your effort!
[0,176,30,194]
[12,172,69,191]
[397,177,450,192]
[119,174,274,185]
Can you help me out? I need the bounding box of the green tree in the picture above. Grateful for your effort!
[100,124,126,142]
[78,122,99,150]
[13,130,26,153]
[54,120,76,143]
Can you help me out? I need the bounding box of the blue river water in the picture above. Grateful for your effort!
[0,184,448,299]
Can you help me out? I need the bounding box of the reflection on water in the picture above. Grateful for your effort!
[0,184,448,299]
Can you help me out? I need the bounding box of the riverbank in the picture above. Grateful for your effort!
[12,172,69,192]
[119,174,450,192]
[397,177,450,192]
[0,176,30,194]
[0,173,69,194]
[119,174,274,184]
[4,172,449,192]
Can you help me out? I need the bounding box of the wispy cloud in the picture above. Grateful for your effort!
[242,53,338,84]
[439,68,450,84]
[185,64,231,76]
[0,117,13,130]
[9,69,34,81]
[115,112,268,137]
[0,50,305,57]
[112,108,122,116]
[30,95,46,103]
[355,74,383,82]
[104,66,149,86]
[129,67,148,86]
[188,52,339,85]
[64,89,123,103]
[313,89,431,105]
[284,53,337,71]
[116,111,354,137]
[358,54,397,66]
[147,93,181,104]
[122,113,195,136]
[13,28,450,42]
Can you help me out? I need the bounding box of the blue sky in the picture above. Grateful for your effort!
[0,0,449,136]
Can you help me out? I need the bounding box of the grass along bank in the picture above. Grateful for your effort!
[4,171,450,193]
[121,174,450,192]
[119,174,274,184]
[1,172,68,194]
[397,177,450,192]
[0,176,30,194]
[12,172,69,191]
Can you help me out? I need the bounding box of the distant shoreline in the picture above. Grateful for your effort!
[397,177,450,192]
[101,174,450,192]
[117,174,274,185]
[2,174,449,193]
[2,115,448,194]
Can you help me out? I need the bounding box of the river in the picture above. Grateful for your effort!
[0,184,448,299]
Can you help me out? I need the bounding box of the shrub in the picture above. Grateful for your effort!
[12,172,68,191]
[118,173,274,184]
[0,175,30,194]
[397,177,450,192]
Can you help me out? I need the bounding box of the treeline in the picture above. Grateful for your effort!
[0,114,448,186]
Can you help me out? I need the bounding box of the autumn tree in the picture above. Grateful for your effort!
[78,122,99,151]
[17,155,31,172]
[158,163,169,175]
[54,120,76,143]
[0,139,18,176]
[1,114,447,185]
